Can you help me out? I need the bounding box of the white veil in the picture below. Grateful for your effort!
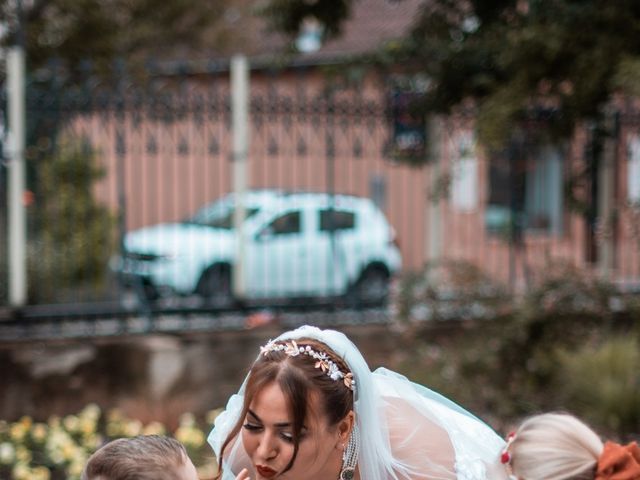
[208,325,505,480]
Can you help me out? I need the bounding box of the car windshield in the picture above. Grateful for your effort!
[186,203,260,229]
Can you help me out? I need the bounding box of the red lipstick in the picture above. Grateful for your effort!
[256,465,277,478]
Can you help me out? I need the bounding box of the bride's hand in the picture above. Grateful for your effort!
[235,468,251,480]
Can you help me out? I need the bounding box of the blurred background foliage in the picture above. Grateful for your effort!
[556,337,640,434]
[26,138,115,303]
[393,260,640,439]
[0,0,232,75]
[261,0,640,149]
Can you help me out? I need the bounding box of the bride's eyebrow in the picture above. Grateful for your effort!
[247,410,262,423]
[247,409,295,428]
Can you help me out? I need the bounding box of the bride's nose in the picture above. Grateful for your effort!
[256,431,278,460]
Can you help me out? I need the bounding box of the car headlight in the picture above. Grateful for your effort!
[122,251,185,262]
[157,253,185,261]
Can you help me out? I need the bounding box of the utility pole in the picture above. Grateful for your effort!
[7,0,27,307]
[231,55,249,300]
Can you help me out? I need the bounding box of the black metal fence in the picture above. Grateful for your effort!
[2,63,640,320]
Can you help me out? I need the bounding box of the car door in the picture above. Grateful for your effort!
[246,208,312,298]
[310,208,355,296]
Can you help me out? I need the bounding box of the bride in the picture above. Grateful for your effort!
[208,325,507,480]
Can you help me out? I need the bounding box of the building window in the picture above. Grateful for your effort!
[485,145,563,236]
[524,146,563,234]
[385,75,430,163]
[485,154,522,235]
[387,91,427,162]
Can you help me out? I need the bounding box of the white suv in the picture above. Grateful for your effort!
[114,190,402,306]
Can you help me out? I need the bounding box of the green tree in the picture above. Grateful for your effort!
[0,0,249,303]
[260,0,640,269]
[260,0,640,148]
[1,0,239,73]
[28,138,115,302]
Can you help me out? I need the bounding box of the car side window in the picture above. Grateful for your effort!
[319,210,355,232]
[266,211,301,236]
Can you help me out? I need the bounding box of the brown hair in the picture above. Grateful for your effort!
[215,337,354,479]
[82,435,189,480]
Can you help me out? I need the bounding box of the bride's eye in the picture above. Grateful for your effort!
[243,423,262,433]
[279,432,294,443]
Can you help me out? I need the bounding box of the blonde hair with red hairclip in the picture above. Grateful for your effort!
[506,413,603,480]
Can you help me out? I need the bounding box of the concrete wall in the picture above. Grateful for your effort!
[0,325,404,428]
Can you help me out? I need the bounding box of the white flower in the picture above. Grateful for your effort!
[328,363,343,380]
[0,442,15,465]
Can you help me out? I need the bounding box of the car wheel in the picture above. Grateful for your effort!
[350,267,390,306]
[142,282,160,302]
[196,265,234,308]
[127,276,159,303]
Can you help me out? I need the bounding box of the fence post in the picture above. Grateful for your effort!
[231,55,249,300]
[426,116,443,272]
[7,46,27,307]
[597,107,618,278]
[326,92,336,297]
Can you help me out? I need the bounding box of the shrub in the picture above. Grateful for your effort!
[392,262,639,437]
[28,137,116,303]
[0,405,218,480]
[393,259,510,323]
[556,335,640,437]
[520,262,616,318]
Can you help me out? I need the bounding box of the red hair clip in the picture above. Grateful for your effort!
[501,432,517,465]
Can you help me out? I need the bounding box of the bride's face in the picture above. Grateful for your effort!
[241,381,342,480]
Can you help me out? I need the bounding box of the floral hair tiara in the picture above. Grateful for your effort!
[259,339,356,392]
